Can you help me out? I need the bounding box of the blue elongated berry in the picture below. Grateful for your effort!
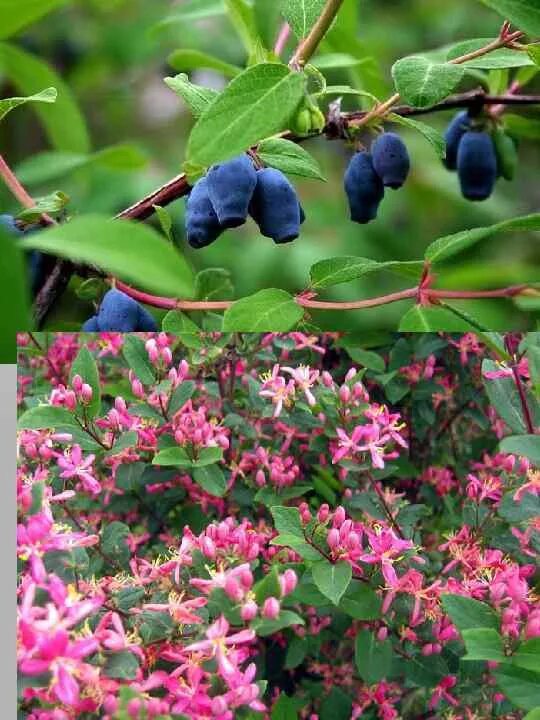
[249,168,301,244]
[0,213,22,235]
[206,154,257,228]
[82,316,99,331]
[96,288,155,331]
[344,151,385,224]
[444,111,470,170]
[456,131,497,201]
[137,305,158,331]
[371,132,410,189]
[185,177,223,249]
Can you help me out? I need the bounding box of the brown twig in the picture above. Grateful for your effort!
[288,0,346,70]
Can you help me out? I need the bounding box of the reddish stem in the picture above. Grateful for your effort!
[0,154,55,225]
[274,22,291,56]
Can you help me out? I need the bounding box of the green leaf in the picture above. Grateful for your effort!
[122,335,156,386]
[162,311,201,335]
[168,381,196,416]
[425,213,540,263]
[193,447,224,467]
[253,566,282,604]
[284,637,307,670]
[311,560,352,605]
[271,693,300,720]
[528,44,540,66]
[0,86,56,121]
[224,0,261,58]
[69,345,101,419]
[447,38,535,68]
[281,0,326,39]
[254,484,312,507]
[498,491,540,522]
[101,522,131,568]
[462,628,505,662]
[311,53,371,69]
[388,113,446,158]
[21,215,195,298]
[441,593,499,631]
[18,190,69,222]
[310,257,423,289]
[153,205,173,243]
[270,506,304,537]
[339,580,381,620]
[258,137,326,180]
[494,664,540,711]
[168,49,242,78]
[0,230,31,361]
[0,0,69,39]
[104,650,139,680]
[512,639,540,673]
[505,113,540,140]
[0,41,89,152]
[477,0,540,36]
[399,305,481,332]
[164,74,219,118]
[192,464,227,496]
[195,268,234,301]
[18,404,75,430]
[500,435,540,464]
[271,534,322,561]
[483,359,529,434]
[223,289,303,331]
[115,462,146,492]
[252,609,304,636]
[139,610,175,644]
[153,447,193,467]
[391,56,465,108]
[354,629,392,684]
[319,687,352,720]
[187,63,305,167]
[523,709,540,720]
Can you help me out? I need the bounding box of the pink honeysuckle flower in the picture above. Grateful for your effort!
[183,615,255,676]
[259,364,295,417]
[57,445,100,495]
[281,365,320,406]
[94,611,145,660]
[359,528,415,587]
[190,562,252,597]
[143,593,207,624]
[513,469,540,502]
[332,424,386,469]
[428,675,459,710]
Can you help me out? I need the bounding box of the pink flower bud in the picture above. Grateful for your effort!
[127,698,141,718]
[333,506,346,528]
[338,385,350,404]
[145,339,159,363]
[321,371,333,387]
[81,383,93,403]
[201,537,216,559]
[345,367,357,382]
[262,597,280,620]
[131,378,144,398]
[240,568,254,589]
[161,347,173,366]
[327,528,340,550]
[103,695,119,714]
[255,470,266,487]
[377,626,388,641]
[346,532,360,550]
[317,504,330,523]
[211,696,228,716]
[241,600,258,621]
[71,374,83,392]
[224,577,243,601]
[280,569,298,596]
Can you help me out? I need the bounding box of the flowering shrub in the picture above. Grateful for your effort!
[17,331,540,719]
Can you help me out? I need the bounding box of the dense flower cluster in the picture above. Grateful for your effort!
[16,332,540,719]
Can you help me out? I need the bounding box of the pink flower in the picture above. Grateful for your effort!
[143,593,207,624]
[259,365,295,417]
[282,365,320,406]
[359,528,415,587]
[57,445,100,495]
[183,615,255,676]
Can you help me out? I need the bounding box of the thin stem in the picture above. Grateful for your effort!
[0,154,55,225]
[274,22,291,56]
[368,473,405,539]
[298,286,418,310]
[505,337,535,434]
[428,284,527,299]
[289,0,346,69]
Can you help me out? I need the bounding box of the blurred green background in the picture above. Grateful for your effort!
[1,0,539,331]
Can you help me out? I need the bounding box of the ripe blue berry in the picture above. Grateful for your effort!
[0,213,21,235]
[185,177,223,249]
[443,111,470,170]
[95,289,157,331]
[371,132,410,189]
[249,168,301,244]
[82,316,99,331]
[344,151,385,224]
[456,131,497,201]
[206,154,257,228]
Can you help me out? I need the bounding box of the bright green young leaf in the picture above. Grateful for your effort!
[446,39,535,68]
[354,629,393,684]
[441,593,499,631]
[505,114,540,140]
[512,639,540,673]
[168,49,242,78]
[494,664,540,711]
[122,335,156,386]
[499,435,540,465]
[258,137,326,180]
[462,628,505,662]
[0,42,89,152]
[18,191,69,222]
[187,63,305,167]
[477,0,540,36]
[311,560,352,605]
[310,257,423,289]
[0,87,56,121]
[399,305,481,332]
[270,534,323,561]
[224,0,261,58]
[528,44,540,66]
[0,0,69,39]
[18,404,75,430]
[425,213,540,263]
[164,74,219,118]
[223,289,303,331]
[311,53,371,69]
[391,56,465,108]
[21,215,195,298]
[0,230,32,361]
[388,113,446,158]
[281,0,326,39]
[251,609,305,636]
[195,268,234,301]
[270,506,304,537]
[253,566,282,604]
[193,446,224,467]
[523,709,540,720]
[152,447,193,467]
[69,345,101,419]
[192,464,227,496]
[483,359,530,434]
[153,205,173,243]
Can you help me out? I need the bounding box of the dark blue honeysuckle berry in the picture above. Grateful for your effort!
[344,151,385,224]
[185,177,223,249]
[82,316,99,331]
[0,213,21,235]
[95,288,157,331]
[206,154,257,228]
[0,214,45,294]
[443,111,470,170]
[371,132,410,189]
[249,168,301,244]
[299,204,306,225]
[456,130,497,201]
